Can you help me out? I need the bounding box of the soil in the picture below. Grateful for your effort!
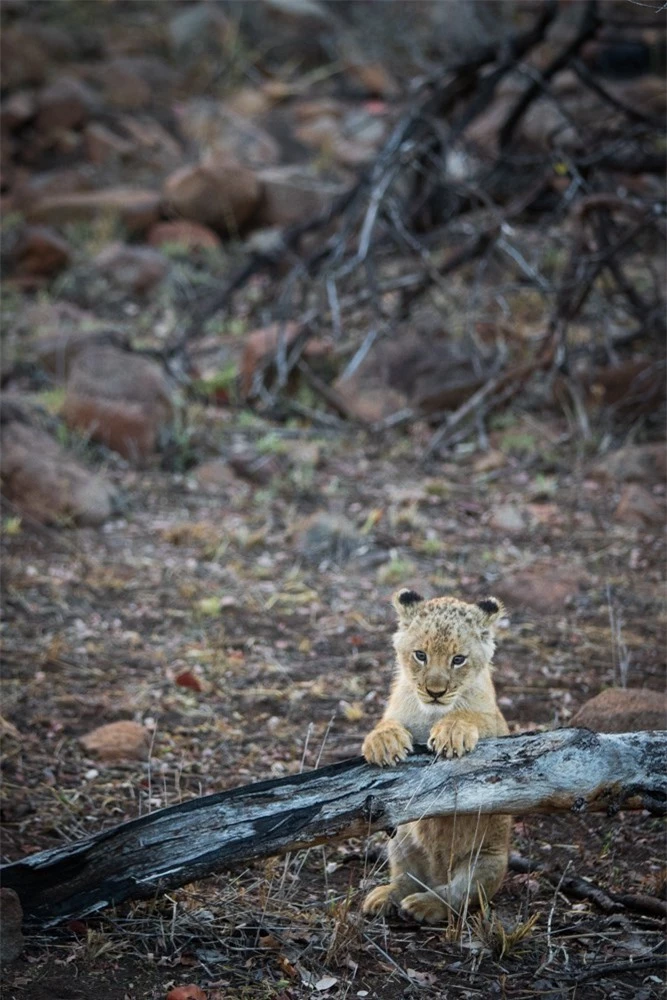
[2,428,665,1000]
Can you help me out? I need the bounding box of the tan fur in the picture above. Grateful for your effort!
[361,591,511,924]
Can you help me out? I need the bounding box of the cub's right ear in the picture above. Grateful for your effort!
[392,588,424,623]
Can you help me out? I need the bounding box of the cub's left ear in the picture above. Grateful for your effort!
[476,597,505,625]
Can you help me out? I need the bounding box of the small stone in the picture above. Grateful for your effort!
[14,225,71,277]
[62,346,173,463]
[35,75,98,133]
[195,458,240,492]
[95,56,177,110]
[28,188,162,234]
[163,158,260,233]
[83,122,134,164]
[488,504,527,533]
[570,688,667,733]
[592,443,666,486]
[0,90,37,131]
[240,322,300,397]
[147,220,221,251]
[80,720,149,761]
[473,449,506,473]
[0,888,24,964]
[255,165,350,227]
[615,483,663,527]
[93,243,169,294]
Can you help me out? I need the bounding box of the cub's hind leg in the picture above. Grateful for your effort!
[400,820,510,925]
[362,822,429,918]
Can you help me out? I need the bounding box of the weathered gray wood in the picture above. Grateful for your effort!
[2,729,665,928]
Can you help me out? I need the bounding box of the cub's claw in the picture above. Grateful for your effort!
[362,884,397,918]
[362,722,413,767]
[428,717,479,759]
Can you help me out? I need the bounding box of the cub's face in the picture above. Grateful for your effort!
[392,590,504,706]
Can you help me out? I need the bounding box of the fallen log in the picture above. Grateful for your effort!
[2,729,665,928]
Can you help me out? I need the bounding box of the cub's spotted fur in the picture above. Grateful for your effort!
[361,590,510,924]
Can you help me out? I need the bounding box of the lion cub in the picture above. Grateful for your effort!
[361,589,510,924]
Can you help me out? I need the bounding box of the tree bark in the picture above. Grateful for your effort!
[2,729,665,928]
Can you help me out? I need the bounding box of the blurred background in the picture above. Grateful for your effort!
[1,1,665,997]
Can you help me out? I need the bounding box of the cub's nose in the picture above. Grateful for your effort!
[426,688,447,701]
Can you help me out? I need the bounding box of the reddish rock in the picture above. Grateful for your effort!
[166,986,207,1000]
[255,165,350,227]
[117,116,182,169]
[240,322,330,398]
[93,243,169,294]
[14,225,71,277]
[28,188,162,234]
[35,75,98,133]
[591,443,666,486]
[332,377,407,423]
[18,301,126,379]
[95,57,177,110]
[344,59,399,97]
[83,122,134,164]
[164,158,260,234]
[0,414,116,526]
[495,563,590,614]
[0,26,49,89]
[570,688,667,734]
[62,346,173,462]
[615,483,663,528]
[80,720,149,761]
[147,220,221,251]
[0,888,24,964]
[195,458,241,492]
[0,90,37,131]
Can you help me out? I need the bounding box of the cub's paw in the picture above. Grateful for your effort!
[399,891,449,925]
[428,717,479,759]
[362,884,397,919]
[362,722,413,767]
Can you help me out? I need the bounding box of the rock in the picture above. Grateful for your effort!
[240,322,300,397]
[168,2,230,52]
[224,87,271,119]
[166,986,208,1000]
[255,165,349,227]
[473,449,506,473]
[93,243,169,294]
[344,59,399,97]
[28,188,162,234]
[591,443,666,486]
[614,483,663,527]
[0,90,37,131]
[0,26,49,89]
[570,688,667,734]
[195,458,241,492]
[295,104,387,166]
[17,301,126,379]
[62,346,173,462]
[488,504,527,534]
[13,225,71,277]
[0,415,116,526]
[35,75,98,133]
[95,57,177,110]
[228,448,282,485]
[147,220,221,251]
[83,122,134,164]
[164,158,260,234]
[296,512,364,565]
[175,100,279,167]
[0,888,24,964]
[495,563,590,614]
[80,720,149,761]
[332,377,407,423]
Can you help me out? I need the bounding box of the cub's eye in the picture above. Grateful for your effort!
[413,650,428,664]
[451,654,467,667]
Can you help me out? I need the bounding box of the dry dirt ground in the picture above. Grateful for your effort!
[1,418,665,1000]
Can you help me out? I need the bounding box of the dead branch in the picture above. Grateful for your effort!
[509,855,667,921]
[1,729,665,929]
